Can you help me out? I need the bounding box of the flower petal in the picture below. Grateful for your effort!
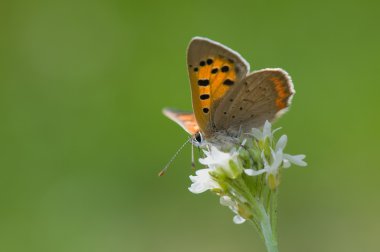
[261,151,269,167]
[283,154,307,167]
[263,120,272,139]
[188,169,220,194]
[233,215,246,224]
[251,128,263,140]
[220,196,234,207]
[283,159,291,168]
[272,148,284,168]
[276,135,288,151]
[199,156,214,166]
[188,183,208,194]
[244,168,267,176]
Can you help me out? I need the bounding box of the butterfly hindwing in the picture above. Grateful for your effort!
[187,37,250,136]
[213,68,295,134]
[162,108,199,135]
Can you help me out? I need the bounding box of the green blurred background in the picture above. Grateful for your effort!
[1,0,379,251]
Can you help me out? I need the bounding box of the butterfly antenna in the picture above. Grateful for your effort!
[158,138,192,176]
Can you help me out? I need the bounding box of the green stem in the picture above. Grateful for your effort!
[223,174,279,252]
[256,203,279,252]
[234,178,279,252]
[270,189,278,240]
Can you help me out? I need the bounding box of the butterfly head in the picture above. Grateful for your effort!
[191,132,204,147]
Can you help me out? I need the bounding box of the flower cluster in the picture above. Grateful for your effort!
[189,121,307,225]
[244,121,307,190]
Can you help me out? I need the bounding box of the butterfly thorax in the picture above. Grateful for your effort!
[192,130,240,150]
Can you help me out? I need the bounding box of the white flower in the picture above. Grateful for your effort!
[275,135,307,168]
[189,168,220,194]
[199,146,241,179]
[245,148,283,177]
[245,133,307,182]
[185,119,307,232]
[250,120,281,141]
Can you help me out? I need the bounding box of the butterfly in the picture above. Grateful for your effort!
[163,37,295,146]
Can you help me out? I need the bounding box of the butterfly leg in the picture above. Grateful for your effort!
[191,139,196,170]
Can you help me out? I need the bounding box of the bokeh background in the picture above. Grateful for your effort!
[1,0,379,251]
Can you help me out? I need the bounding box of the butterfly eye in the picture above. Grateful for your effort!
[194,132,203,143]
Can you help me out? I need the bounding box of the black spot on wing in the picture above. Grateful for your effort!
[221,66,229,72]
[211,68,218,74]
[198,79,210,86]
[223,79,234,86]
[200,94,210,100]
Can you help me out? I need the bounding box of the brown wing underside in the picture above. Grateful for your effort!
[213,68,295,134]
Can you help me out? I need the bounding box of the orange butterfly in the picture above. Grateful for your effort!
[163,37,295,146]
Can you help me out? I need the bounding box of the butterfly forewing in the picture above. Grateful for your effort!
[162,108,199,135]
[187,37,250,136]
[213,69,295,134]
